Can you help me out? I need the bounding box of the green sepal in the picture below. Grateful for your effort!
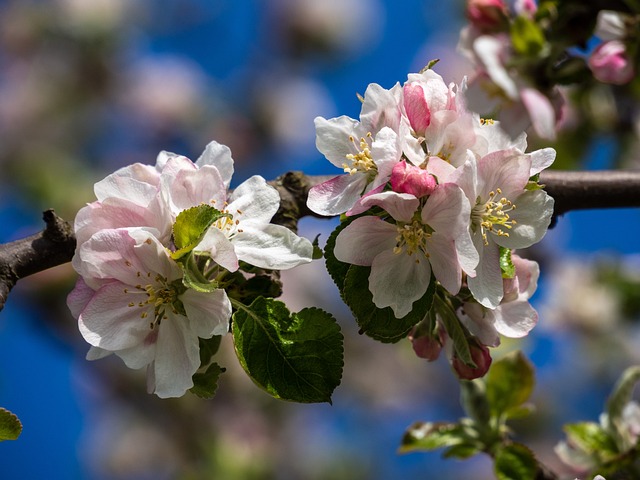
[343,265,435,343]
[0,408,22,441]
[434,294,473,367]
[311,234,323,260]
[182,260,220,293]
[485,351,535,420]
[420,59,440,73]
[499,247,516,279]
[190,362,225,399]
[494,443,539,480]
[510,15,546,57]
[232,297,344,403]
[171,205,227,260]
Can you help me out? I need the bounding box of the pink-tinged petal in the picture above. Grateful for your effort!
[129,229,182,282]
[426,234,462,294]
[195,140,234,189]
[67,277,95,319]
[117,332,157,369]
[94,169,160,208]
[369,249,431,318]
[521,87,557,140]
[426,156,458,185]
[314,115,362,168]
[468,236,504,308]
[360,82,403,132]
[447,157,478,208]
[458,302,500,347]
[346,184,385,216]
[474,35,518,99]
[406,69,450,113]
[151,315,200,398]
[390,161,437,198]
[165,165,227,214]
[307,174,369,216]
[404,83,430,133]
[528,147,556,176]
[511,255,539,299]
[477,150,531,198]
[421,184,470,238]
[158,155,197,180]
[455,229,479,277]
[497,190,554,249]
[78,281,151,350]
[196,227,239,272]
[182,288,232,338]
[155,151,191,172]
[334,216,398,266]
[361,191,419,223]
[493,301,538,338]
[228,176,280,226]
[232,224,313,270]
[589,40,635,85]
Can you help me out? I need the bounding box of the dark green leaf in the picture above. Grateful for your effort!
[343,265,435,343]
[198,335,223,366]
[232,297,344,403]
[494,443,539,480]
[0,408,22,441]
[324,219,356,300]
[460,380,491,426]
[563,422,619,456]
[486,351,535,419]
[435,294,473,366]
[443,443,481,459]
[499,247,516,279]
[190,362,225,399]
[399,422,470,453]
[172,205,226,259]
[311,234,323,260]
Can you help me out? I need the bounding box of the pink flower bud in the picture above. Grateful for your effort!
[390,161,437,198]
[409,325,445,361]
[515,0,537,17]
[452,340,492,380]
[403,83,430,133]
[466,0,508,31]
[589,40,635,85]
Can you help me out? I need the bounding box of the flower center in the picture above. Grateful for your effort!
[124,271,185,329]
[342,132,377,176]
[393,220,432,260]
[210,203,244,236]
[471,188,516,245]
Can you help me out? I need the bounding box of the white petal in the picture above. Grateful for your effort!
[67,277,95,319]
[458,302,500,347]
[370,249,431,318]
[228,176,280,226]
[334,216,398,266]
[497,190,554,249]
[182,288,232,337]
[307,174,369,216]
[528,147,556,176]
[455,228,479,277]
[474,35,519,99]
[426,234,461,294]
[467,236,504,308]
[477,150,531,199]
[151,315,200,398]
[165,165,227,214]
[315,115,363,168]
[196,227,239,272]
[422,183,470,239]
[117,331,157,369]
[86,346,112,361]
[231,224,313,270]
[361,191,419,222]
[78,281,150,350]
[493,301,538,338]
[195,140,234,189]
[521,87,557,141]
[129,229,182,281]
[94,164,159,204]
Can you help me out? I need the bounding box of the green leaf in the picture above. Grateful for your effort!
[494,443,539,480]
[232,297,344,403]
[0,408,22,441]
[343,265,435,343]
[460,380,491,426]
[198,335,223,367]
[606,366,640,429]
[486,351,535,420]
[399,422,470,453]
[190,362,225,399]
[311,234,323,260]
[511,16,546,56]
[442,443,481,459]
[172,205,226,260]
[563,422,618,457]
[499,247,516,279]
[324,219,356,299]
[434,294,473,366]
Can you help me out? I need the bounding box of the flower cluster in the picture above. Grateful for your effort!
[68,142,313,397]
[588,10,638,85]
[309,68,555,378]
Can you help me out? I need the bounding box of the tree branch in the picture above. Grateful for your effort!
[0,169,639,312]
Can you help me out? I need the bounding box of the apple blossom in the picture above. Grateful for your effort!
[68,227,232,398]
[390,161,437,198]
[589,40,635,85]
[334,184,477,318]
[466,0,508,32]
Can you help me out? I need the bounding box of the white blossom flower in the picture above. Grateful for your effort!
[68,228,232,398]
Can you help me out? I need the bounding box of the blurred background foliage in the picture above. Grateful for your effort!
[0,0,639,479]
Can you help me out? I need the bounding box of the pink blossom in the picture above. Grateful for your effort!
[466,0,508,32]
[589,40,635,85]
[390,161,437,198]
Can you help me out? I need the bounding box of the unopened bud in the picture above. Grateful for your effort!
[390,161,437,198]
[403,83,430,133]
[452,340,492,380]
[589,40,635,85]
[466,0,508,32]
[409,324,445,361]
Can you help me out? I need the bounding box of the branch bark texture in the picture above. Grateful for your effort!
[0,170,638,312]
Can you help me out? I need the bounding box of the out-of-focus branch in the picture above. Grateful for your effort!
[1,170,639,312]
